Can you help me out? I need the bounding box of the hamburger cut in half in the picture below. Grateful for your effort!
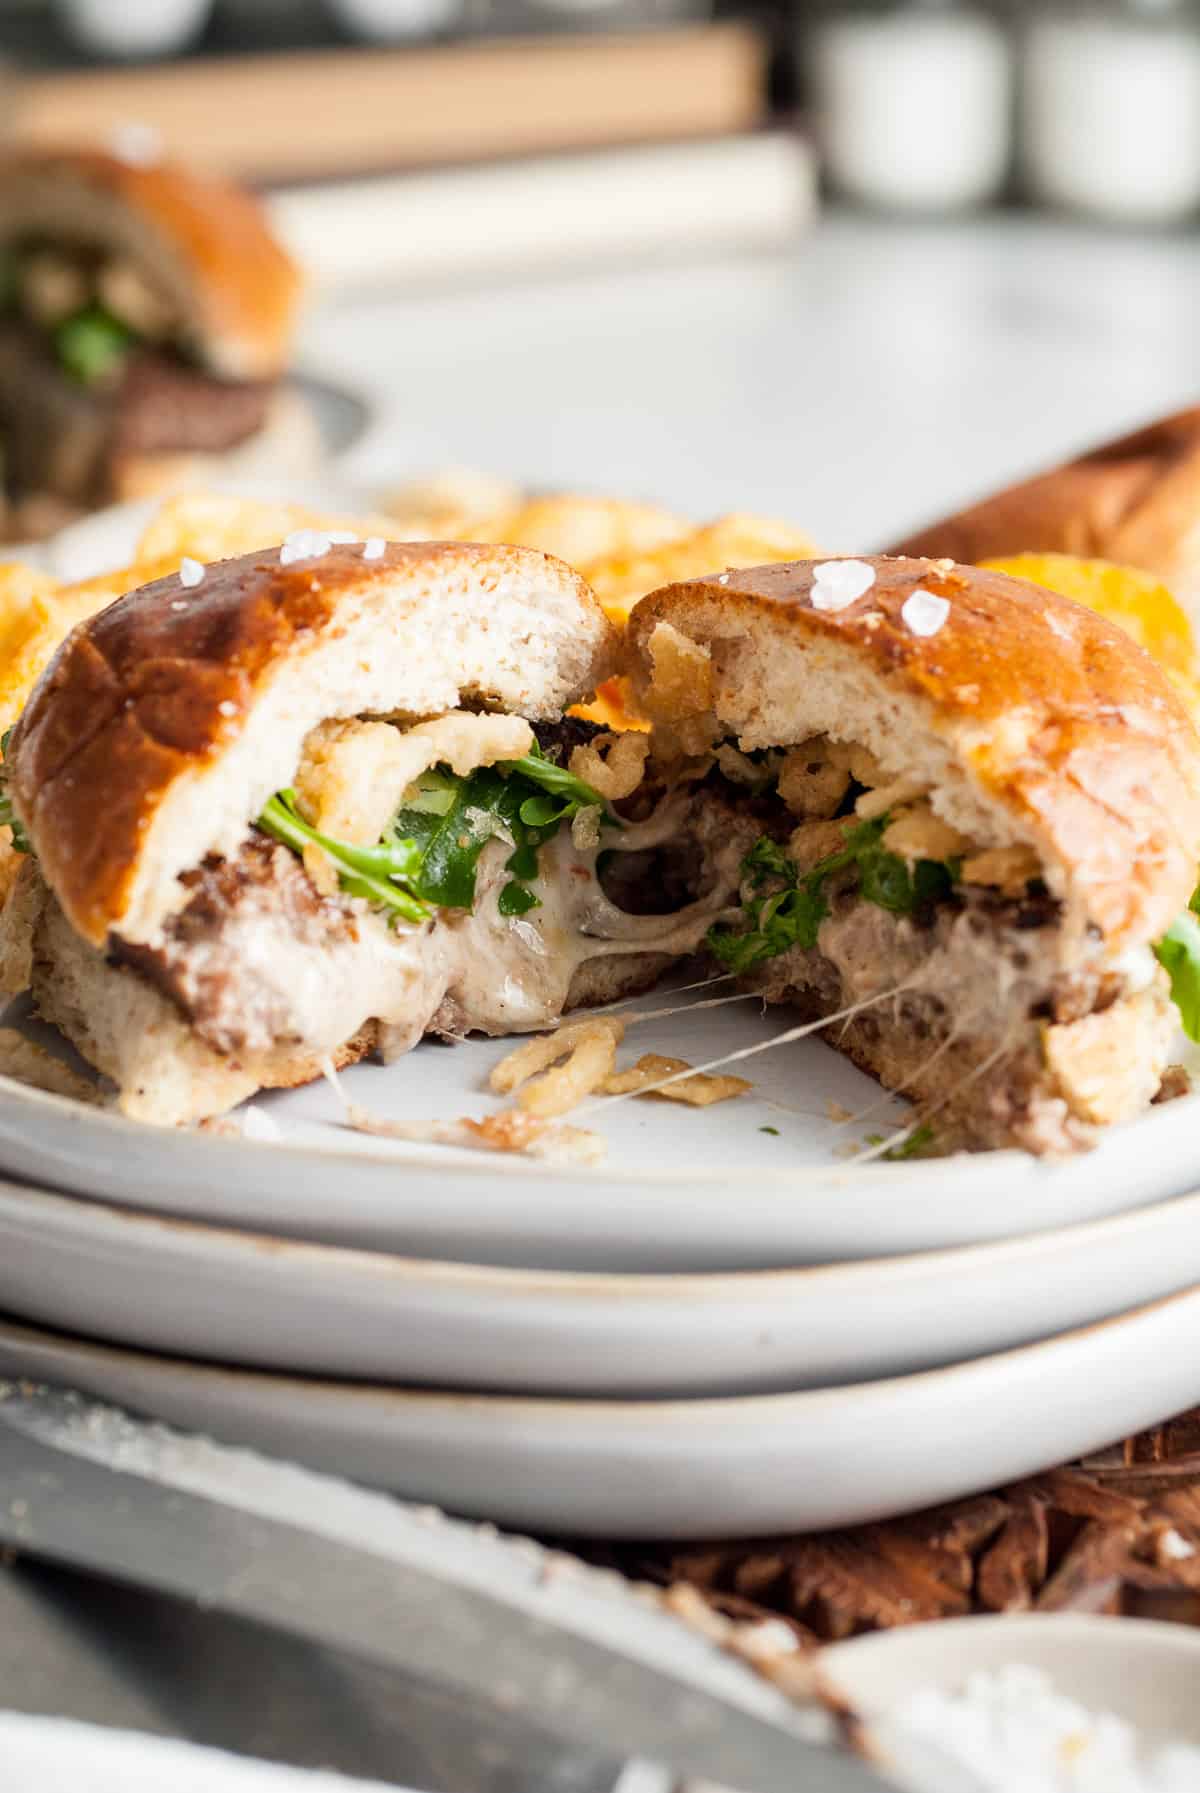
[0,539,740,1125]
[628,555,1200,1154]
[0,147,309,541]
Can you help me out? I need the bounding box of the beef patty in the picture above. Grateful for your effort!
[0,320,275,506]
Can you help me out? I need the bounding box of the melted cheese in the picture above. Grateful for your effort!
[222,798,741,1066]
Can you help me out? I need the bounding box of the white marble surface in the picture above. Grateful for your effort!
[301,210,1200,549]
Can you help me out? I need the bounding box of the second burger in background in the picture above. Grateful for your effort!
[0,145,310,541]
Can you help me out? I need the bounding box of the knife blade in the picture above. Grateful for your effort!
[0,1382,978,1793]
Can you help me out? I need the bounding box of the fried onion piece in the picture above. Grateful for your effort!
[645,621,714,721]
[513,1023,624,1118]
[602,1053,751,1106]
[489,1017,626,1098]
[567,730,650,802]
[344,1100,604,1166]
[961,843,1043,894]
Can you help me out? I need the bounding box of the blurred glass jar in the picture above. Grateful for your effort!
[1021,0,1200,225]
[327,0,465,39]
[54,0,213,59]
[809,1,1014,214]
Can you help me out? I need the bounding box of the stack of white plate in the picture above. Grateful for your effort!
[3,986,1200,1541]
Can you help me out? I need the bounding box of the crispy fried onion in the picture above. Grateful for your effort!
[490,1020,751,1118]
[294,711,535,892]
[881,803,970,863]
[602,1053,750,1106]
[490,1017,626,1117]
[567,730,650,803]
[961,843,1043,894]
[344,1101,604,1166]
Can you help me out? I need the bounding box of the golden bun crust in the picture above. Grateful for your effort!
[0,148,302,379]
[890,407,1200,602]
[11,539,618,948]
[629,555,1200,947]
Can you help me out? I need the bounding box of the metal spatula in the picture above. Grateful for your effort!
[0,1381,982,1793]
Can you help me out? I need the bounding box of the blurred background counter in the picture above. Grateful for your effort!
[315,208,1200,549]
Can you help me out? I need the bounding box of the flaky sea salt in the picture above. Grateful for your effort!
[179,557,204,588]
[217,700,238,718]
[810,559,876,612]
[1160,1529,1196,1562]
[362,537,386,561]
[901,587,951,637]
[279,529,332,566]
[889,1664,1200,1792]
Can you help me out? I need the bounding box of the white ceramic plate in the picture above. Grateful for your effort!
[7,1176,1200,1396]
[3,987,1200,1269]
[16,464,377,583]
[4,1290,1200,1538]
[9,494,1200,1271]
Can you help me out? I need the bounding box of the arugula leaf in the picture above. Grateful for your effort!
[707,816,956,972]
[0,725,30,855]
[498,882,541,917]
[258,790,432,926]
[883,1123,936,1161]
[259,745,620,929]
[390,766,524,910]
[501,743,608,817]
[1156,911,1200,1042]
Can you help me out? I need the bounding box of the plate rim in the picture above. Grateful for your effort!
[8,1169,1200,1299]
[4,1063,1198,1195]
[2,1282,1197,1420]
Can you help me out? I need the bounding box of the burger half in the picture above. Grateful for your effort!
[0,148,309,541]
[0,538,737,1124]
[629,556,1200,1154]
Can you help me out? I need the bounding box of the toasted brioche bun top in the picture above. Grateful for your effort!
[629,555,1200,951]
[890,406,1200,604]
[0,148,302,379]
[10,540,619,948]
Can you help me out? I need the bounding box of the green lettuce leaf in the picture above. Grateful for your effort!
[1156,911,1200,1042]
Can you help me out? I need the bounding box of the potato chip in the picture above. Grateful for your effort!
[490,495,687,569]
[588,513,823,624]
[381,469,522,542]
[983,553,1200,701]
[136,493,401,565]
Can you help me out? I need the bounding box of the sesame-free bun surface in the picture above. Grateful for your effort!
[890,406,1200,607]
[629,555,1200,951]
[0,149,301,379]
[10,540,619,949]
